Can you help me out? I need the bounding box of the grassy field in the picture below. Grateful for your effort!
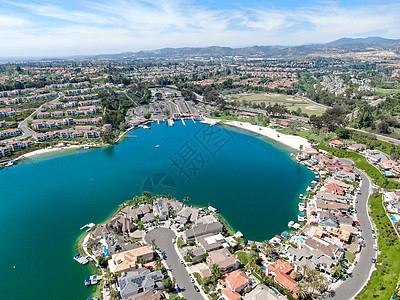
[356,193,400,300]
[377,88,400,95]
[276,128,325,143]
[226,93,327,116]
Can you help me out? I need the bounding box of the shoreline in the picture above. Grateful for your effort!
[222,120,311,151]
[13,143,105,162]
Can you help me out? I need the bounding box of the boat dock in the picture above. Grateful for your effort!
[80,223,95,230]
[181,119,186,126]
[191,117,196,123]
[74,253,89,265]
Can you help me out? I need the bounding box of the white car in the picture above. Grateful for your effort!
[190,276,195,283]
[179,259,184,264]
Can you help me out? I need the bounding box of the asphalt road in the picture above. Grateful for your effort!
[145,228,205,300]
[346,127,400,146]
[329,160,377,300]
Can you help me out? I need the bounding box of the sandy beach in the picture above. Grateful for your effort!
[15,144,90,161]
[223,120,311,150]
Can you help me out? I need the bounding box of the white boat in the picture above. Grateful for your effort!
[288,221,295,228]
[83,146,89,149]
[298,203,305,212]
[299,194,304,199]
[155,145,160,148]
[208,206,219,213]
[167,119,174,127]
[4,162,13,167]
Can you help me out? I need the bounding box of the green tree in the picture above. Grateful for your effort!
[211,264,221,279]
[162,277,174,292]
[144,112,151,119]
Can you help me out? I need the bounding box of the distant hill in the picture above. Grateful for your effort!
[326,37,400,46]
[68,36,400,61]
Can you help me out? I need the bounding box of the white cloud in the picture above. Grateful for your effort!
[1,0,400,56]
[0,15,32,28]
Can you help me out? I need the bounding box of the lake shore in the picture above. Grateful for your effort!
[223,120,311,150]
[14,144,102,161]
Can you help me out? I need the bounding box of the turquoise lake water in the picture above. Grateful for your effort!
[0,121,314,299]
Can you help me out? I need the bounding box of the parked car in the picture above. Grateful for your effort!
[371,258,376,263]
[190,276,195,283]
[179,259,184,264]
[373,245,378,251]
[194,285,200,292]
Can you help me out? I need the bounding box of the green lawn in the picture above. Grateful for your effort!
[377,88,400,95]
[177,237,185,248]
[236,252,249,265]
[226,93,327,116]
[276,128,324,142]
[356,193,400,299]
[345,252,356,263]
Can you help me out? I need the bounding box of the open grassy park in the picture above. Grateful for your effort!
[225,93,327,116]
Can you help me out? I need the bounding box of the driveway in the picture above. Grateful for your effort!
[145,228,205,300]
[329,160,377,299]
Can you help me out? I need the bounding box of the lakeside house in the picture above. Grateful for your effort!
[183,221,224,242]
[108,245,154,273]
[117,268,164,298]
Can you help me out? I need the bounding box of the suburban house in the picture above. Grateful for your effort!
[243,284,286,300]
[206,248,240,273]
[183,221,224,242]
[266,259,297,297]
[220,270,251,293]
[122,290,164,300]
[108,245,154,273]
[109,215,136,233]
[198,233,230,252]
[327,139,344,148]
[347,143,366,152]
[117,268,164,298]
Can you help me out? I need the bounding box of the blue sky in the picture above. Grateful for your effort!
[0,0,399,57]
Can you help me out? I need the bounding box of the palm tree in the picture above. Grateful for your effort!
[211,264,221,279]
[332,265,343,279]
[183,196,191,203]
[294,281,310,299]
[262,240,275,257]
[248,251,260,267]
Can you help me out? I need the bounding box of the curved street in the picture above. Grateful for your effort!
[329,160,377,299]
[145,228,205,300]
[3,94,61,142]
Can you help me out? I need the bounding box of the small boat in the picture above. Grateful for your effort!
[155,145,160,148]
[298,214,306,222]
[208,206,219,213]
[83,146,89,150]
[288,221,295,228]
[84,277,91,286]
[4,162,13,167]
[299,194,304,199]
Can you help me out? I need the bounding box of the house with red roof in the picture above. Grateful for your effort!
[327,139,344,148]
[266,260,298,298]
[219,270,251,293]
[323,182,345,195]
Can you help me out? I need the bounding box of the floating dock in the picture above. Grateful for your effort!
[80,223,95,230]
